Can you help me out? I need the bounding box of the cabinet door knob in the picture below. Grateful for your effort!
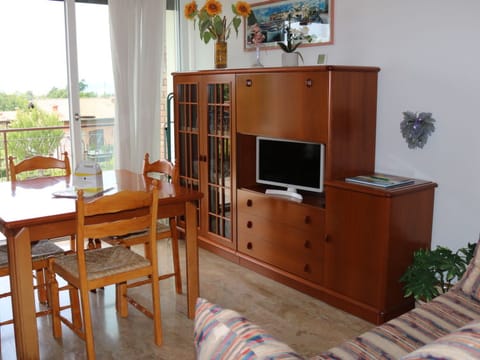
[246,221,253,228]
[304,264,311,273]
[246,199,253,207]
[247,242,253,250]
[246,79,252,87]
[304,240,311,249]
[304,215,311,224]
[324,234,330,243]
[305,79,313,88]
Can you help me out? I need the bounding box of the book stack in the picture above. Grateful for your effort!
[345,174,415,188]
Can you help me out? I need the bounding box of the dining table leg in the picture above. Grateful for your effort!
[184,200,199,319]
[7,227,40,359]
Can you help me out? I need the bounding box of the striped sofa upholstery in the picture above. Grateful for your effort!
[313,242,480,360]
[194,297,304,359]
[311,289,480,359]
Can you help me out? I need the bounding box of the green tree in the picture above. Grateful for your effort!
[8,108,65,160]
[46,87,68,98]
[45,79,97,99]
[0,92,30,111]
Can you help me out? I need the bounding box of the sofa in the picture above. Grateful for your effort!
[194,242,480,359]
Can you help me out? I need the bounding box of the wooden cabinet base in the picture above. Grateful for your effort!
[235,250,414,325]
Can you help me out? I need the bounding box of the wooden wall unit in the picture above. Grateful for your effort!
[173,66,437,325]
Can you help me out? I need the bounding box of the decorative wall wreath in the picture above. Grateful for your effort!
[400,111,436,149]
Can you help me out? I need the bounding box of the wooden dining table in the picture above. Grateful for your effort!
[0,169,203,359]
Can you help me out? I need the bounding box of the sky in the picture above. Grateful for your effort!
[0,0,114,96]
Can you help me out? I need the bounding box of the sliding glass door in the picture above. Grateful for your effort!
[65,0,115,169]
[0,0,115,173]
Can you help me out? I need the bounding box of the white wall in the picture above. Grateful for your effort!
[180,0,480,250]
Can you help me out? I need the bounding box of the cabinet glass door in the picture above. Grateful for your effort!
[177,83,200,191]
[206,83,231,240]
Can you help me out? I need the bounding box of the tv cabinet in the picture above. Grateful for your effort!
[173,66,437,324]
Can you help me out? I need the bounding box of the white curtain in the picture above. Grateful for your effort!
[108,0,165,173]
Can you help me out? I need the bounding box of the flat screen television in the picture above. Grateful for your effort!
[256,136,325,201]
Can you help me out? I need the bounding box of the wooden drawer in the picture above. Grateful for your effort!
[237,190,324,233]
[238,213,323,283]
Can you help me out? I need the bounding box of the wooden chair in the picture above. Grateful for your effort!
[0,239,65,326]
[104,153,182,294]
[47,185,162,359]
[8,151,71,181]
[6,152,72,305]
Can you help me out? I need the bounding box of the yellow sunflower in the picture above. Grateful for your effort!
[234,1,251,17]
[184,1,198,19]
[204,0,222,16]
[184,0,252,44]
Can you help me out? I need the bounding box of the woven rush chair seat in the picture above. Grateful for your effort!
[0,240,66,326]
[0,251,6,267]
[0,240,65,262]
[54,246,150,281]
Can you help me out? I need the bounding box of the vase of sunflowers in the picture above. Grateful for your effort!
[184,0,251,69]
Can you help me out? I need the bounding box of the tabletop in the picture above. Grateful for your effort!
[0,169,202,231]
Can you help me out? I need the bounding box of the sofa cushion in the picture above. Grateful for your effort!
[400,319,480,359]
[194,297,304,359]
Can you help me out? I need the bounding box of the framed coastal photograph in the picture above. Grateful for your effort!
[244,0,334,51]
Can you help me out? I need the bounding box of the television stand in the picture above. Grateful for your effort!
[265,188,303,202]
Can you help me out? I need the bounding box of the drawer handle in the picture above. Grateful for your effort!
[246,199,253,207]
[305,79,313,88]
[304,240,311,249]
[304,264,311,273]
[304,215,311,224]
[246,221,253,228]
[246,79,252,87]
[247,242,253,250]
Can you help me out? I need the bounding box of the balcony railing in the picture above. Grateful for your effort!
[0,123,114,182]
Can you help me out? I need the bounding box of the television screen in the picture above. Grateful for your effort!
[256,137,325,195]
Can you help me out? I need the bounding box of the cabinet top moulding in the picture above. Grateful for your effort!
[172,65,380,77]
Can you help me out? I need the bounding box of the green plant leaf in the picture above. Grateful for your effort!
[277,42,290,53]
[294,51,304,63]
[232,17,241,36]
[400,243,478,302]
[213,16,224,38]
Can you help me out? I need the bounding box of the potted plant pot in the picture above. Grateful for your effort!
[282,52,299,67]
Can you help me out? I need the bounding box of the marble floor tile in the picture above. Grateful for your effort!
[0,239,373,359]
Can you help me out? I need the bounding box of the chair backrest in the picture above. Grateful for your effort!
[75,184,159,263]
[142,153,178,185]
[8,152,71,181]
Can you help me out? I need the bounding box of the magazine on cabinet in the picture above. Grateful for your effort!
[345,174,415,188]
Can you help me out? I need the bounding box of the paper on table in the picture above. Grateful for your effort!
[52,187,114,199]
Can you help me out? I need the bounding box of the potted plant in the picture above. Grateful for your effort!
[400,242,476,303]
[277,13,312,66]
[184,0,252,68]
